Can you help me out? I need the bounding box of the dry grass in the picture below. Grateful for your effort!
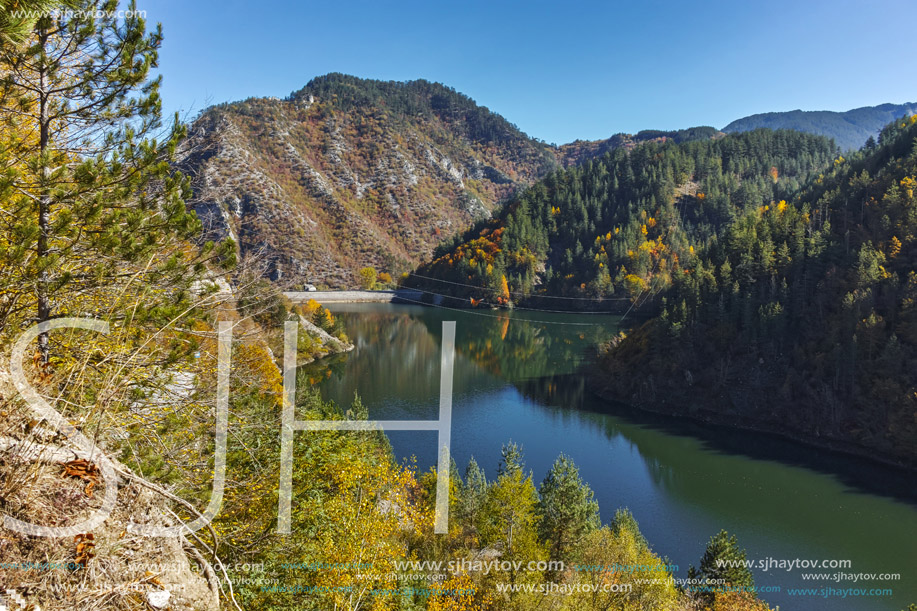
[0,371,219,611]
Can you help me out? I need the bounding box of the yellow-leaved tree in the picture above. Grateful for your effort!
[561,510,680,611]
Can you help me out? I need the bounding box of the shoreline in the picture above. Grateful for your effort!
[284,289,425,304]
[585,368,917,476]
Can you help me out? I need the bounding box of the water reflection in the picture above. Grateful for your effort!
[302,303,917,611]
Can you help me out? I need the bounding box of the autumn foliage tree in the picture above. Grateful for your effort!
[562,512,680,611]
[359,265,378,289]
[497,273,510,305]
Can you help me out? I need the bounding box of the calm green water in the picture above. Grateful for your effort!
[304,303,917,611]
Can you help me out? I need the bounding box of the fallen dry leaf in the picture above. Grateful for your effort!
[61,459,100,498]
[74,533,95,568]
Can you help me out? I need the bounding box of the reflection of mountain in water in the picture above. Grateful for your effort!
[515,372,587,413]
[417,309,619,382]
[306,303,621,415]
[312,304,917,513]
[303,308,500,417]
[307,303,917,611]
[519,369,917,507]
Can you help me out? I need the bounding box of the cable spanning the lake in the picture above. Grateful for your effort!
[406,272,631,301]
[405,285,623,315]
[392,294,611,326]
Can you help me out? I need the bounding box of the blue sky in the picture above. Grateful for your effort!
[151,0,917,145]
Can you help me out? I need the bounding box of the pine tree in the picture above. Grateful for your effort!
[610,507,649,550]
[458,456,487,527]
[535,454,600,559]
[498,441,524,477]
[0,0,66,46]
[478,446,540,557]
[0,0,233,360]
[698,530,755,589]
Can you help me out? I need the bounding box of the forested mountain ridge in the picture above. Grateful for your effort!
[405,129,838,308]
[178,74,724,288]
[557,126,722,166]
[597,115,917,467]
[724,102,917,152]
[179,73,563,288]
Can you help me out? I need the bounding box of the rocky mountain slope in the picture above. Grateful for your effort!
[179,74,561,288]
[180,74,724,289]
[723,101,917,151]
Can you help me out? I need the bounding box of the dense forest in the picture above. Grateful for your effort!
[406,129,838,310]
[556,126,721,167]
[598,115,917,468]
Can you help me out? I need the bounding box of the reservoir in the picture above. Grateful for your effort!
[303,302,917,611]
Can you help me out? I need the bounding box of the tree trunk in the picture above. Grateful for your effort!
[36,24,51,363]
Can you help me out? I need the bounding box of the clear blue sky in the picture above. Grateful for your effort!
[150,0,917,145]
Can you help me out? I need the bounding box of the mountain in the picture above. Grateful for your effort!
[179,73,561,288]
[597,115,917,467]
[405,129,837,308]
[723,102,917,151]
[178,74,722,289]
